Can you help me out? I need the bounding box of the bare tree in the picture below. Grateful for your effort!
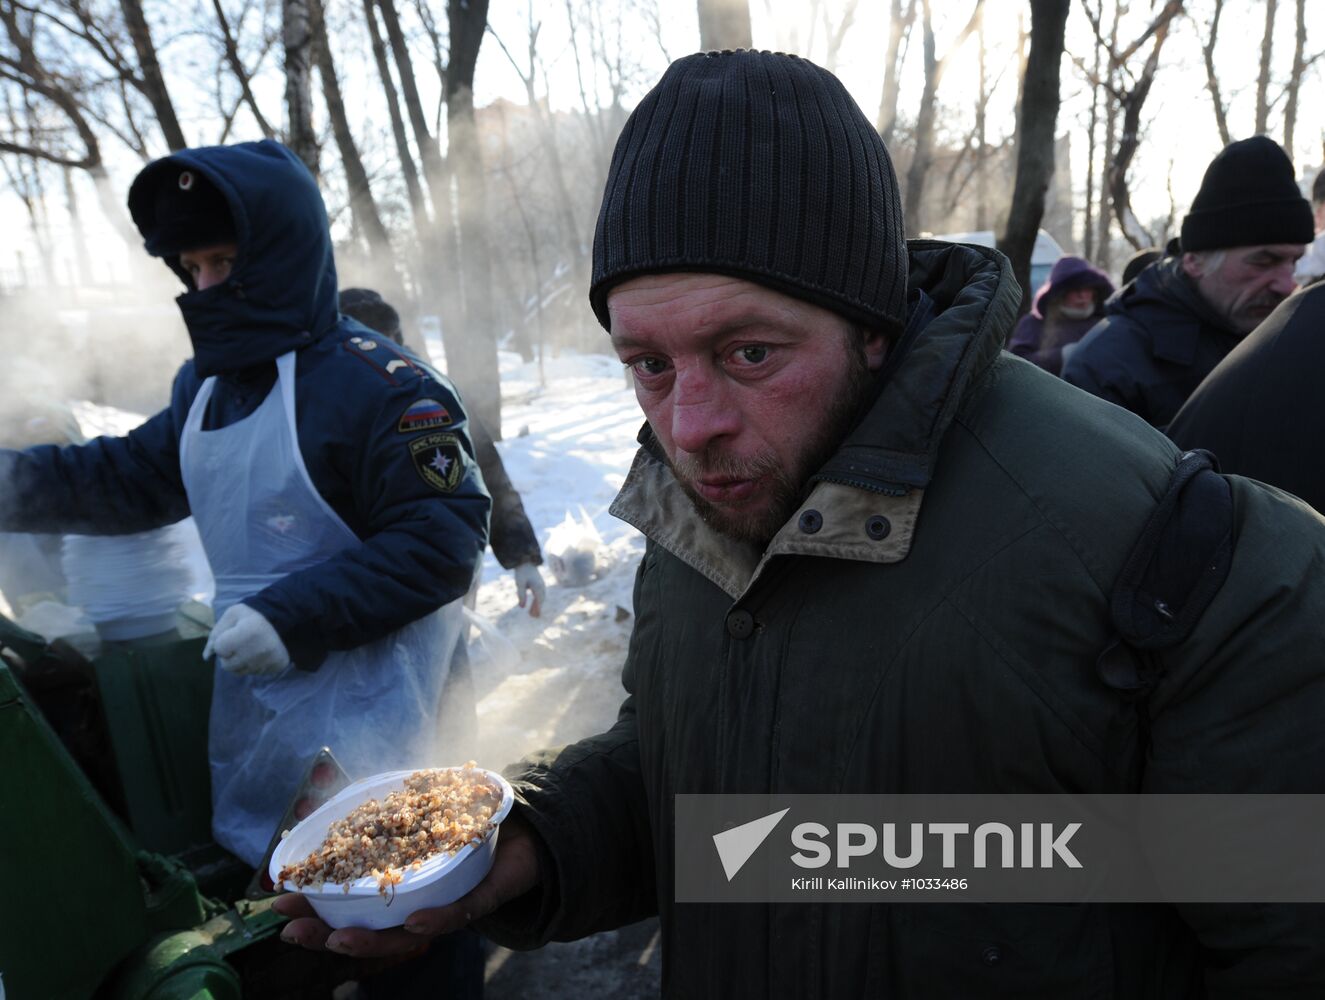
[310,0,388,255]
[997,0,1068,318]
[283,0,318,175]
[1197,0,1231,146]
[1082,27,1102,260]
[212,0,276,139]
[1283,0,1308,157]
[376,0,446,214]
[17,0,188,153]
[0,0,138,246]
[1105,2,1182,250]
[820,0,859,74]
[697,0,751,50]
[487,6,583,269]
[1079,0,1183,258]
[902,0,984,235]
[1,87,56,284]
[360,0,426,235]
[446,0,501,437]
[876,0,915,144]
[1255,0,1277,135]
[117,0,184,150]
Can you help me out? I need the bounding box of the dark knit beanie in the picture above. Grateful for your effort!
[132,164,236,257]
[590,50,907,336]
[339,287,402,344]
[1181,136,1313,252]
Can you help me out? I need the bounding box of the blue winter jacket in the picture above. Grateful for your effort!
[0,140,490,670]
[1061,255,1241,429]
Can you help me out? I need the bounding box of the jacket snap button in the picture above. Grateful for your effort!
[866,515,891,540]
[798,510,822,534]
[981,945,1002,967]
[726,609,755,639]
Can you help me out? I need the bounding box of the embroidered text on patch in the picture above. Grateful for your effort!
[409,433,464,493]
[398,397,453,433]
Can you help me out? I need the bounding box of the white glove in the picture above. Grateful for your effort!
[512,562,547,618]
[202,604,291,676]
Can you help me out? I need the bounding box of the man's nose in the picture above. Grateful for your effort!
[197,268,222,292]
[1268,264,1298,297]
[669,370,740,454]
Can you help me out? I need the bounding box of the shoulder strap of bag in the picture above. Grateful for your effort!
[1096,450,1235,772]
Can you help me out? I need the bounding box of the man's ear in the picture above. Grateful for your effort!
[863,329,888,372]
[1180,252,1204,280]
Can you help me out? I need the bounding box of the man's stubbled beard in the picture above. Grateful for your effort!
[667,335,876,545]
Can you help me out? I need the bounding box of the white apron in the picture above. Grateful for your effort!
[179,352,464,866]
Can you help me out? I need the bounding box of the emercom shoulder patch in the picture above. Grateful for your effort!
[409,432,464,493]
[397,397,453,433]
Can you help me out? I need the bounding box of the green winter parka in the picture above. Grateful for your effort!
[481,243,1325,998]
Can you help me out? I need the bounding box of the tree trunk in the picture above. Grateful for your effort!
[118,0,187,150]
[974,3,987,231]
[1108,19,1176,251]
[1201,0,1232,147]
[361,0,427,234]
[376,0,447,212]
[212,0,277,138]
[283,0,319,177]
[1283,0,1307,156]
[876,0,914,144]
[63,167,93,287]
[1094,3,1122,269]
[903,0,983,235]
[1255,0,1277,135]
[446,0,501,439]
[696,0,752,50]
[1083,32,1100,259]
[903,0,939,235]
[310,0,390,252]
[997,0,1068,320]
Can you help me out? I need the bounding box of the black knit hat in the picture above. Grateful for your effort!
[590,50,907,336]
[1180,136,1313,252]
[131,164,236,257]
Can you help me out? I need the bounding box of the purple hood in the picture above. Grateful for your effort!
[1031,255,1114,319]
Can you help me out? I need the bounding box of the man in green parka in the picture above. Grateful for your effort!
[278,51,1325,996]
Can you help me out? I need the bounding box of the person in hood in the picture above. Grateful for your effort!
[338,287,547,616]
[276,53,1325,995]
[0,140,491,869]
[1007,255,1114,375]
[1063,136,1312,428]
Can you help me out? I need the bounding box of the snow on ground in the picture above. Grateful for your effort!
[467,350,646,767]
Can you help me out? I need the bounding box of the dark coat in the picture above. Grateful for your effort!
[479,243,1325,997]
[1008,255,1113,375]
[0,140,490,669]
[1168,283,1325,513]
[1062,256,1242,428]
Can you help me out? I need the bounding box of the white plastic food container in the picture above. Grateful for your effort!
[269,767,514,930]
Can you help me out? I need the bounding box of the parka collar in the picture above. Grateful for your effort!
[1104,255,1240,365]
[128,140,339,378]
[611,241,1021,600]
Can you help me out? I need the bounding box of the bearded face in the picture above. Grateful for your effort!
[609,274,888,546]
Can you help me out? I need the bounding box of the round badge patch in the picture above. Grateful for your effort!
[178,170,194,191]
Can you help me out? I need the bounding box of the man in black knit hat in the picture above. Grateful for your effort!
[1063,135,1312,428]
[278,53,1325,996]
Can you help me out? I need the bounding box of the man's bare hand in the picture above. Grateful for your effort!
[273,811,542,957]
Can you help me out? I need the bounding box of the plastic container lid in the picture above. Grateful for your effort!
[269,767,514,930]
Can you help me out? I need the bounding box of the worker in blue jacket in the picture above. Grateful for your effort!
[0,139,491,868]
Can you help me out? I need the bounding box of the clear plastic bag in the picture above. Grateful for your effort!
[544,507,604,587]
